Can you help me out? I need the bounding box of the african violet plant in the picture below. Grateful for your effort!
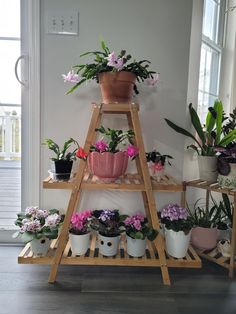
[90,125,138,157]
[165,101,236,156]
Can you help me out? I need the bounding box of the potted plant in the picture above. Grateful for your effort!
[123,213,158,257]
[43,138,87,181]
[62,39,159,103]
[146,150,173,181]
[160,204,193,258]
[90,209,125,256]
[165,101,236,181]
[88,125,138,182]
[188,199,221,250]
[13,206,64,256]
[69,210,93,256]
[215,143,236,188]
[214,193,233,240]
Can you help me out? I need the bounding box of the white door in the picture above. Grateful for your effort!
[0,0,40,241]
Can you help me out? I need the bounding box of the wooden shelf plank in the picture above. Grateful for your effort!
[18,235,201,269]
[186,179,236,196]
[43,173,184,192]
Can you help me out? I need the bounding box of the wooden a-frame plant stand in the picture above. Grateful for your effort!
[18,103,201,285]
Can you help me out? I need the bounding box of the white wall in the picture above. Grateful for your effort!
[40,0,196,214]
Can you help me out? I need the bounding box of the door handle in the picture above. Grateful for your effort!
[15,55,26,86]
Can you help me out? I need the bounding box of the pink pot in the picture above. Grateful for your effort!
[191,226,217,250]
[88,151,128,182]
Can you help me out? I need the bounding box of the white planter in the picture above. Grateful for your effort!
[69,232,90,256]
[198,156,218,181]
[218,163,236,188]
[165,229,191,258]
[126,235,146,257]
[30,237,51,256]
[98,233,119,256]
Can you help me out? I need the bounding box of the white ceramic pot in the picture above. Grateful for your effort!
[218,163,236,188]
[98,233,119,256]
[30,237,51,256]
[198,156,218,182]
[126,235,146,257]
[69,232,90,255]
[165,229,191,258]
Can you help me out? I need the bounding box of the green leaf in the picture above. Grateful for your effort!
[215,100,223,144]
[22,232,34,243]
[206,109,216,133]
[218,129,236,146]
[165,118,203,149]
[189,103,206,146]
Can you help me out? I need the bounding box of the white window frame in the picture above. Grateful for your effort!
[198,0,226,122]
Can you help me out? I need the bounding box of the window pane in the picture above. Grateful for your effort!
[0,0,20,38]
[0,40,21,104]
[203,0,219,42]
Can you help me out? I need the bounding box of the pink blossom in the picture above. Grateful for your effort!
[95,140,108,152]
[126,145,139,158]
[150,161,164,174]
[25,206,39,217]
[62,70,80,83]
[70,210,92,233]
[146,73,160,86]
[106,51,124,71]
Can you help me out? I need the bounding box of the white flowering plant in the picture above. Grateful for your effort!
[13,207,64,243]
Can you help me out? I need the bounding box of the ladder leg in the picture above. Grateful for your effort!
[48,104,102,283]
[128,104,171,285]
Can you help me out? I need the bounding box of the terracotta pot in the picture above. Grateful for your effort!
[191,226,217,250]
[98,71,136,104]
[88,151,128,183]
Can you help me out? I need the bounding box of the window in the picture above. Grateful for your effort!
[198,0,226,122]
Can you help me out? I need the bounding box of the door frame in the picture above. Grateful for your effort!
[0,0,40,243]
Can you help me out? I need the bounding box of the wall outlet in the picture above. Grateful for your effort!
[47,12,79,35]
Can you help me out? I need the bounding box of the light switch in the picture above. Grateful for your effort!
[47,12,79,35]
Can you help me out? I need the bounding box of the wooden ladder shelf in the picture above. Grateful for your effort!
[18,103,202,285]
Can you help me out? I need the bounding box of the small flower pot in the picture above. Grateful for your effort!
[191,226,217,250]
[30,237,51,256]
[53,160,73,181]
[69,232,91,256]
[98,71,136,104]
[217,239,231,258]
[88,151,128,183]
[98,233,119,256]
[165,229,191,258]
[126,235,146,257]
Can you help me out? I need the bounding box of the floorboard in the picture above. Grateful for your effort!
[0,246,235,314]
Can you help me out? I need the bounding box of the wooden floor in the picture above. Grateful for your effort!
[0,246,236,314]
[0,161,21,229]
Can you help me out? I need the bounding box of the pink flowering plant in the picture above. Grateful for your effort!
[90,125,138,158]
[123,213,158,240]
[91,209,126,237]
[13,207,64,243]
[160,204,193,234]
[69,210,93,235]
[62,39,159,95]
